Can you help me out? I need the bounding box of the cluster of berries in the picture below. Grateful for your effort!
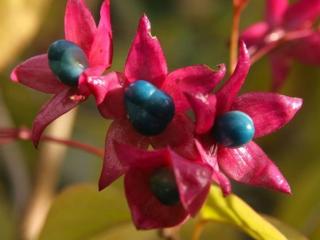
[11,0,305,229]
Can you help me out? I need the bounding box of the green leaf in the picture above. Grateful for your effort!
[263,215,308,240]
[199,185,287,240]
[181,218,243,240]
[39,184,131,240]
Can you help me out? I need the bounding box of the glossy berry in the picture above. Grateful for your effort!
[48,40,88,86]
[124,80,175,136]
[149,167,180,206]
[212,111,255,148]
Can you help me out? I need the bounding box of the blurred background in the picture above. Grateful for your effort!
[0,0,319,239]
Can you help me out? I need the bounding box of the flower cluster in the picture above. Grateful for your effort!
[11,0,303,230]
[242,0,320,89]
[11,0,112,146]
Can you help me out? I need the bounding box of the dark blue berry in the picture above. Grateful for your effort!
[149,167,180,206]
[48,40,88,86]
[212,111,255,148]
[125,80,175,136]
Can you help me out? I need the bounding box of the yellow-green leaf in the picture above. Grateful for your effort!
[263,215,308,240]
[39,184,131,240]
[199,185,287,240]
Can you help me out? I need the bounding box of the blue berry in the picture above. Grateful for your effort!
[125,80,175,136]
[48,40,88,86]
[212,111,255,148]
[150,167,180,206]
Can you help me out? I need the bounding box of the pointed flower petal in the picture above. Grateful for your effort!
[218,142,291,194]
[98,119,148,190]
[124,15,168,87]
[151,113,196,159]
[185,93,216,134]
[290,32,320,65]
[266,0,288,27]
[77,67,107,95]
[116,144,211,225]
[11,54,66,94]
[124,169,188,230]
[232,93,303,138]
[32,88,85,146]
[162,64,226,112]
[194,140,231,195]
[170,150,211,216]
[241,22,269,48]
[85,72,126,119]
[216,41,250,114]
[89,0,112,70]
[284,0,320,30]
[114,142,168,170]
[64,0,97,55]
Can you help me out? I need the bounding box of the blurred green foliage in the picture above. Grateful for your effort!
[201,186,287,240]
[39,184,130,240]
[0,0,319,239]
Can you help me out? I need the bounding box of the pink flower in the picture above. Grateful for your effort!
[91,15,226,190]
[114,142,212,229]
[10,0,112,146]
[186,42,303,195]
[241,0,320,89]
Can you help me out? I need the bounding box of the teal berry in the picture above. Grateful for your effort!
[48,40,88,86]
[149,167,180,206]
[212,111,255,148]
[124,80,175,136]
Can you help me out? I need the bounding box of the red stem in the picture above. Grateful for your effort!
[0,128,104,158]
[230,0,249,73]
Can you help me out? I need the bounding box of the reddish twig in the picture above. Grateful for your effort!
[192,220,208,240]
[0,127,104,158]
[230,0,249,73]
